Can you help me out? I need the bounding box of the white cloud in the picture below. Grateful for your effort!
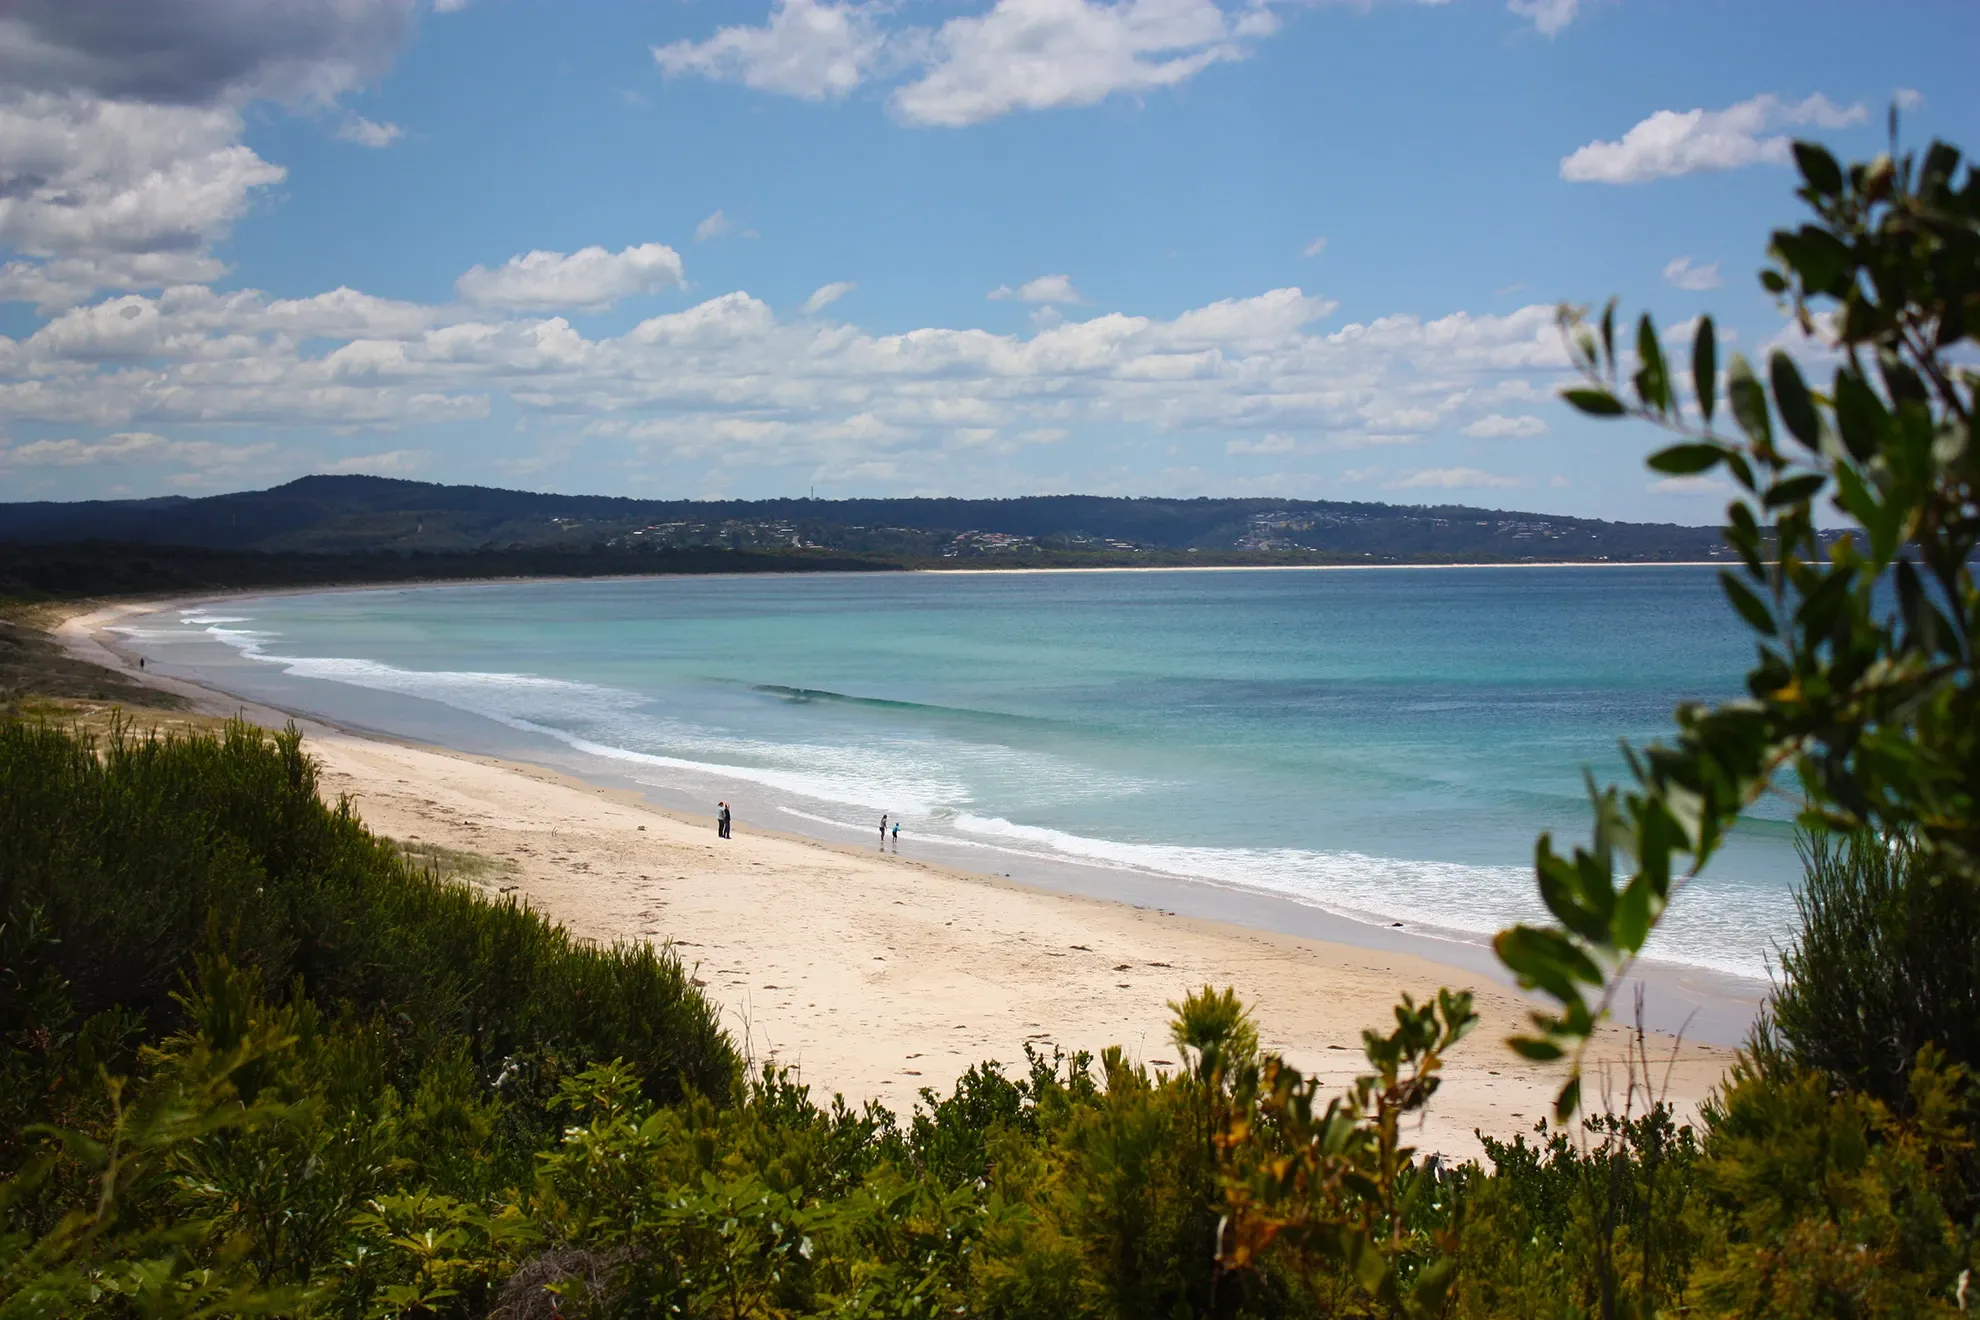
[0,93,286,261]
[1649,475,1729,496]
[695,209,732,242]
[989,273,1082,304]
[1,276,1578,489]
[1462,413,1547,438]
[21,284,439,361]
[1387,466,1526,491]
[891,0,1243,127]
[1301,236,1327,258]
[1894,87,1924,111]
[1227,433,1295,455]
[0,252,228,312]
[1561,93,1868,184]
[454,243,686,312]
[802,281,857,313]
[337,114,402,147]
[653,0,884,100]
[655,0,1256,127]
[1507,0,1578,37]
[435,0,472,12]
[1662,256,1722,291]
[0,430,276,472]
[321,448,426,475]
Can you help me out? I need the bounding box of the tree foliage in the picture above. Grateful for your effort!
[1495,123,1980,1114]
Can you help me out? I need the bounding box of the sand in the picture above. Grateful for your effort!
[52,599,1742,1161]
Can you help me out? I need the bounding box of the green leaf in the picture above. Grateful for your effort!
[1833,367,1889,463]
[1769,351,1821,451]
[1693,316,1717,424]
[1563,388,1625,417]
[1792,141,1844,196]
[1599,299,1617,372]
[1720,571,1778,637]
[1727,354,1773,451]
[1648,443,1726,475]
[1634,314,1670,414]
[1494,925,1604,1003]
[1762,472,1827,508]
[1554,1076,1582,1122]
[1610,875,1658,952]
[1508,1037,1564,1062]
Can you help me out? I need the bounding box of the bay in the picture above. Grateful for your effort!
[123,565,1800,983]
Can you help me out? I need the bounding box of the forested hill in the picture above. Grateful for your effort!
[0,474,1730,563]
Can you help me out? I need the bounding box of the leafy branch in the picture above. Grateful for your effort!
[1494,122,1980,1118]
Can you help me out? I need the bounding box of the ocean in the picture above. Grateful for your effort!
[120,566,1800,986]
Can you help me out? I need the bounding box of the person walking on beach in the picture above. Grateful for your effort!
[717,801,731,839]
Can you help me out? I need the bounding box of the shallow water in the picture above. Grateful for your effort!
[122,566,1800,984]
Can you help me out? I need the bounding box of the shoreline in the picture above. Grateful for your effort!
[5,557,1737,626]
[47,593,1750,1159]
[78,584,1771,1023]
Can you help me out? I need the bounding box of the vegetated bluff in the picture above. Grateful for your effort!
[0,474,1730,562]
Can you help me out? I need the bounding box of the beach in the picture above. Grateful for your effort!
[50,595,1745,1160]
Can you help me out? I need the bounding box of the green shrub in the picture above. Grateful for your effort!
[1772,832,1980,1111]
[0,717,737,1140]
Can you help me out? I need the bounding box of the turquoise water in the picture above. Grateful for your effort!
[125,567,1800,981]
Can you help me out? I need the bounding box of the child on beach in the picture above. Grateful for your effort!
[891,819,900,849]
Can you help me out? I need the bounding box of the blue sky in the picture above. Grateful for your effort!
[0,0,1969,520]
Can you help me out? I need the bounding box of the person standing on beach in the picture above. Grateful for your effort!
[717,801,731,839]
[879,812,888,847]
[891,819,900,850]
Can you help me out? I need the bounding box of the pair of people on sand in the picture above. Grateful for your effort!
[716,801,731,838]
[879,813,900,849]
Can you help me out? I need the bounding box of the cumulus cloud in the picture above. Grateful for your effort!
[654,0,1261,127]
[0,273,1582,490]
[0,0,414,107]
[653,0,884,100]
[0,252,229,313]
[0,1,429,310]
[1662,256,1722,291]
[1561,93,1868,184]
[0,94,286,263]
[989,274,1082,303]
[454,243,686,312]
[1387,467,1526,490]
[802,280,856,313]
[337,114,402,147]
[890,0,1244,127]
[1506,0,1578,36]
[1461,413,1547,438]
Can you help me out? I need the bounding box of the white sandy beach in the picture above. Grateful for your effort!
[53,598,1743,1160]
